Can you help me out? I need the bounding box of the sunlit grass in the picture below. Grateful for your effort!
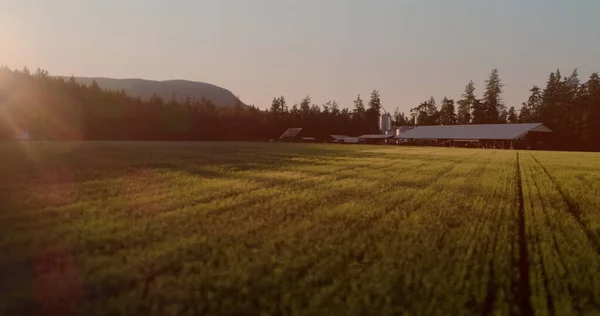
[1,142,599,315]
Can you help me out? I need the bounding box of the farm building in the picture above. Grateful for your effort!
[329,135,360,144]
[394,123,552,149]
[389,125,415,144]
[329,135,350,142]
[358,134,395,144]
[279,128,317,142]
[396,125,414,134]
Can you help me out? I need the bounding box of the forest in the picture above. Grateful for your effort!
[0,66,599,150]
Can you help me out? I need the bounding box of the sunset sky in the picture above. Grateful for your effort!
[1,0,599,112]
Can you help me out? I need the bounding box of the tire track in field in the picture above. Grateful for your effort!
[527,154,600,313]
[529,154,600,253]
[525,159,557,315]
[515,152,534,316]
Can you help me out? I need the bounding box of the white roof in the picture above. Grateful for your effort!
[394,123,551,140]
[279,128,302,139]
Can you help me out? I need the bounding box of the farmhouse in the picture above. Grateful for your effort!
[394,123,552,149]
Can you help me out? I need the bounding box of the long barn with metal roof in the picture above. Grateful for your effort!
[394,123,552,149]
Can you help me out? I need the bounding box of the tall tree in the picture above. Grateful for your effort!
[518,103,531,123]
[411,98,438,125]
[482,69,504,123]
[352,94,367,134]
[439,97,457,125]
[299,94,312,124]
[586,73,600,148]
[410,102,427,126]
[563,69,585,142]
[507,106,518,123]
[457,80,476,124]
[366,90,382,133]
[471,99,486,124]
[425,96,439,125]
[522,86,543,122]
[540,70,562,129]
[269,97,282,114]
[393,107,409,126]
[499,108,508,123]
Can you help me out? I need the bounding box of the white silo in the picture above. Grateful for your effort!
[380,113,392,135]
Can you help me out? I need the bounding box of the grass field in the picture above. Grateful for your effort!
[1,142,600,315]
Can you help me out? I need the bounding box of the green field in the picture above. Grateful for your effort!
[1,142,600,315]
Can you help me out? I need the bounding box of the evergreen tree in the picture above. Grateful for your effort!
[352,94,367,133]
[367,90,382,133]
[426,97,437,116]
[522,86,543,122]
[411,98,438,125]
[499,108,508,123]
[586,73,600,148]
[507,106,518,123]
[457,80,476,124]
[269,97,281,113]
[540,70,562,129]
[425,97,439,125]
[518,103,531,123]
[410,102,427,126]
[439,97,457,125]
[563,69,584,142]
[278,96,288,113]
[393,107,409,126]
[353,94,365,114]
[299,94,312,125]
[482,69,504,123]
[471,99,486,124]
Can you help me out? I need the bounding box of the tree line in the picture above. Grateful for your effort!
[0,66,599,150]
[0,66,382,142]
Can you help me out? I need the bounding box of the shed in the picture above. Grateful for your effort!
[358,134,395,144]
[329,135,351,143]
[279,128,304,142]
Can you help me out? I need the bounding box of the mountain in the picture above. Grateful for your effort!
[66,77,246,107]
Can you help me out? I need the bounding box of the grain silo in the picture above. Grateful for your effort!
[380,113,392,135]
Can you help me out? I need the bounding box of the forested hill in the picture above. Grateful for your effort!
[64,77,246,108]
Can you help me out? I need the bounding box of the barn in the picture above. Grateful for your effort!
[394,123,553,149]
[279,128,317,142]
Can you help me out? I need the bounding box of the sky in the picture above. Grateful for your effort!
[1,0,599,112]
